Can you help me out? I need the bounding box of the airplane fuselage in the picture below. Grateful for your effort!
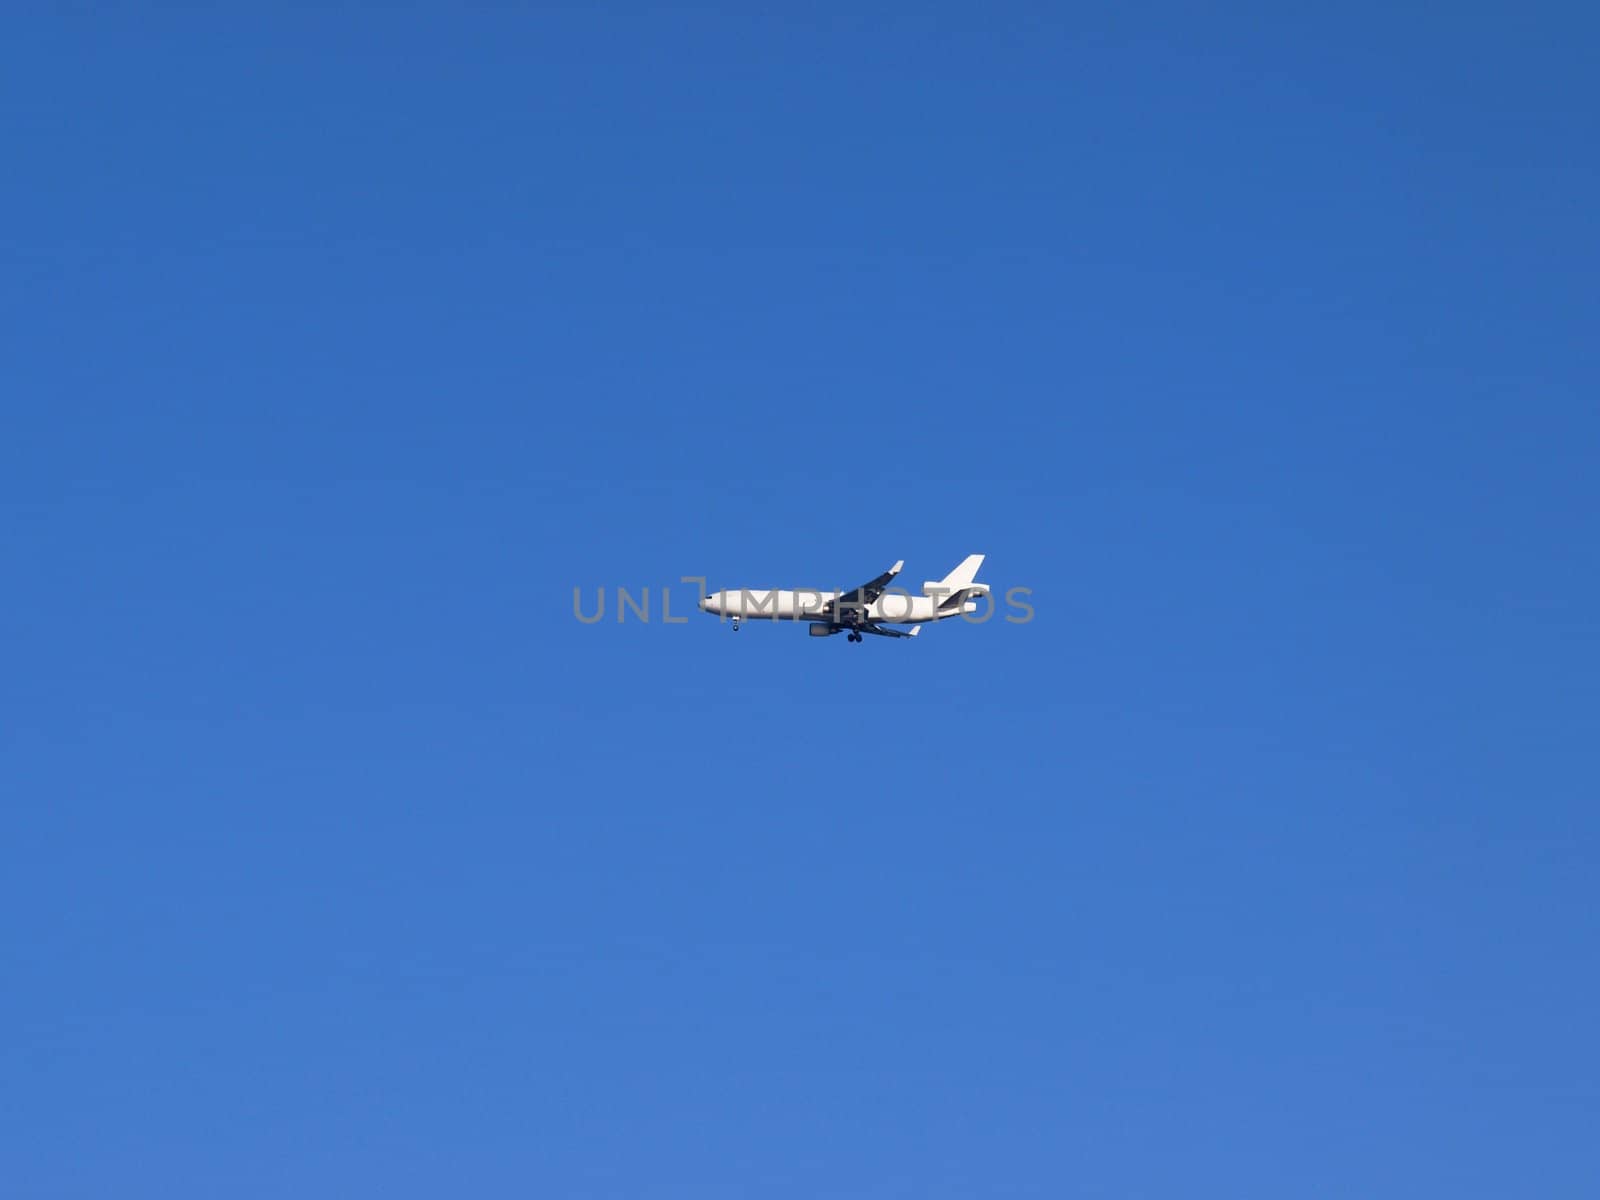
[699,588,977,624]
[697,556,988,641]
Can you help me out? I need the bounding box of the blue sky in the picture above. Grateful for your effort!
[4,5,1597,1196]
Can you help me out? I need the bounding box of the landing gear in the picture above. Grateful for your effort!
[847,631,862,643]
[731,617,740,631]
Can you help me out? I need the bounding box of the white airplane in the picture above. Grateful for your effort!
[699,555,987,642]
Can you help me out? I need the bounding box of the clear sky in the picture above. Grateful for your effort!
[4,5,1597,1197]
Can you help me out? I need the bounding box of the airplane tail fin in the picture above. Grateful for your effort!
[923,554,987,602]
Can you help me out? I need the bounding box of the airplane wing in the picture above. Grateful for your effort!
[858,622,920,639]
[831,560,905,612]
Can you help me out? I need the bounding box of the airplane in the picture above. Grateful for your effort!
[698,555,987,642]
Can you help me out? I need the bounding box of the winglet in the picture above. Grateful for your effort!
[907,625,920,637]
[890,560,905,576]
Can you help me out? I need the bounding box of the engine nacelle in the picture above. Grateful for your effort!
[808,623,840,637]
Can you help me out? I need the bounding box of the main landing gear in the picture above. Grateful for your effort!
[847,631,862,643]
